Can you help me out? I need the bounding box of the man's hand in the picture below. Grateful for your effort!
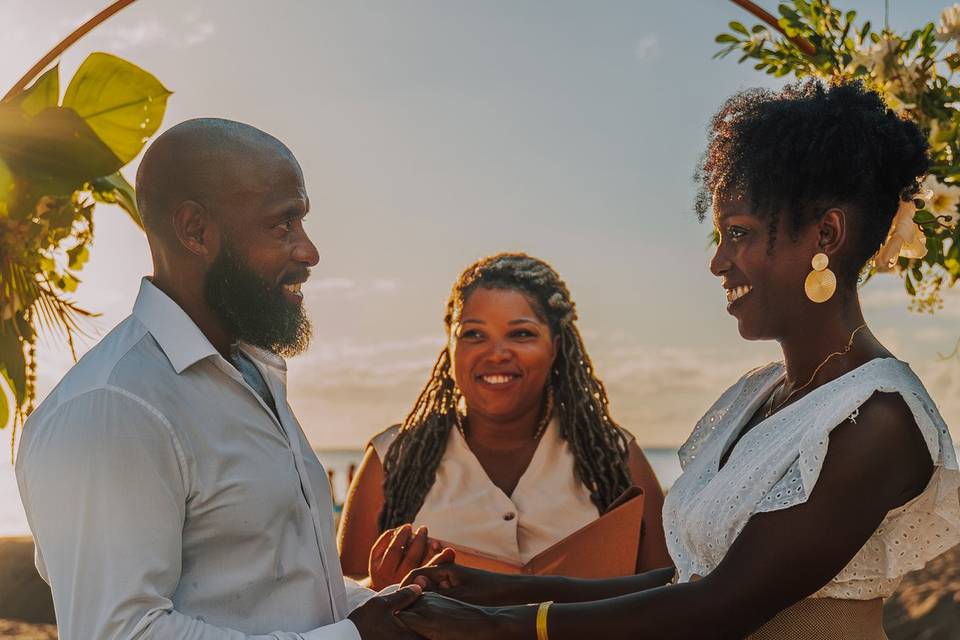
[348,584,424,639]
[401,556,516,606]
[369,525,444,590]
[397,593,525,640]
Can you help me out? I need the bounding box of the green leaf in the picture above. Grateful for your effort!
[0,330,25,404]
[729,21,749,35]
[0,157,12,215]
[905,274,917,296]
[57,273,80,293]
[0,104,123,193]
[9,65,59,117]
[926,237,944,265]
[89,171,141,228]
[0,379,8,430]
[67,245,90,271]
[62,52,172,165]
[716,33,740,44]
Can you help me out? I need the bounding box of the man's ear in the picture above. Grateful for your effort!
[817,208,847,256]
[173,200,221,263]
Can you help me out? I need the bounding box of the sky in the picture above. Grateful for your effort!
[3,0,960,450]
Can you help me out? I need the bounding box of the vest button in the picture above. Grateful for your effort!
[503,512,516,521]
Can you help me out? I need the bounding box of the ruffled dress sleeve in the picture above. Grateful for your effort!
[753,359,960,587]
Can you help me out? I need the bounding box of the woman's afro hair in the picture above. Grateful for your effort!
[695,79,930,284]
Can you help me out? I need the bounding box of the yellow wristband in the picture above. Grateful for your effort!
[536,601,553,640]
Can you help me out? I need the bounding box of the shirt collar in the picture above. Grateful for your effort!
[132,278,289,375]
[132,277,220,374]
[237,342,287,373]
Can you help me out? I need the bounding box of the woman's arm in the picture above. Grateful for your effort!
[405,565,677,606]
[401,392,935,639]
[339,445,444,587]
[625,440,672,571]
[337,446,386,579]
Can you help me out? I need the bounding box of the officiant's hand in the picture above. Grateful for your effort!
[370,524,447,590]
[397,593,526,640]
[348,584,424,640]
[401,559,513,606]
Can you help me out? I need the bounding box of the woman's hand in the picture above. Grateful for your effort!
[402,559,524,606]
[396,593,529,640]
[369,524,444,590]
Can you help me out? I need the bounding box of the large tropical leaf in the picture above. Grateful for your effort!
[89,171,141,227]
[62,52,171,164]
[9,65,59,117]
[0,104,123,195]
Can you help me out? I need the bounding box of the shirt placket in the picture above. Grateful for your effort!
[260,362,347,621]
[213,356,342,620]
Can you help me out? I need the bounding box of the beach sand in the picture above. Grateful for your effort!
[1,536,957,638]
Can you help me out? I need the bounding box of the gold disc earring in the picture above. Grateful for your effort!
[804,252,836,303]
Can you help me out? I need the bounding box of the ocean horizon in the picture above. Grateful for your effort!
[7,445,956,538]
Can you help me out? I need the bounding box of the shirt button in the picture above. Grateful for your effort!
[503,512,516,521]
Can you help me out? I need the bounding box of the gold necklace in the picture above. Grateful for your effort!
[763,323,869,419]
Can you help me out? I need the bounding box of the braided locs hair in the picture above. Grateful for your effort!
[379,252,632,531]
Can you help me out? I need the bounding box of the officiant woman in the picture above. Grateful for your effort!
[338,253,670,588]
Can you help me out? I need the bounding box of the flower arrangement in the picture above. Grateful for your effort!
[716,0,960,312]
[0,12,169,445]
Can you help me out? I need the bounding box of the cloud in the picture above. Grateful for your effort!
[105,19,166,52]
[307,277,356,292]
[373,279,399,292]
[64,11,216,52]
[634,33,659,61]
[304,277,400,298]
[287,329,779,448]
[181,20,216,47]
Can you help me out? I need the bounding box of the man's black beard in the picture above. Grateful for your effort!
[203,242,312,357]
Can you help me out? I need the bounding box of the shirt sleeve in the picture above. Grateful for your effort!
[342,577,378,612]
[15,388,360,640]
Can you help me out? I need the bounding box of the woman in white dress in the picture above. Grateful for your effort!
[389,81,960,639]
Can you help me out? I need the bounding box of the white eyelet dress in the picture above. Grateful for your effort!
[662,358,960,638]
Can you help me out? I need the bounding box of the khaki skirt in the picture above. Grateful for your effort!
[747,597,887,640]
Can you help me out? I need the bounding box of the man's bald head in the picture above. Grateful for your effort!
[135,118,301,240]
[135,118,318,358]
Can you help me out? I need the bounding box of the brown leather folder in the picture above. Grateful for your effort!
[435,486,644,578]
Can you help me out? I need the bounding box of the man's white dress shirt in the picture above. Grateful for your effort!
[16,278,374,639]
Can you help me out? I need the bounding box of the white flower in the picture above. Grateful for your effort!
[849,37,899,80]
[875,198,928,272]
[922,174,960,227]
[937,4,960,41]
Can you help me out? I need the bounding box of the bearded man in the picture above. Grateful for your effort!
[15,119,423,639]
